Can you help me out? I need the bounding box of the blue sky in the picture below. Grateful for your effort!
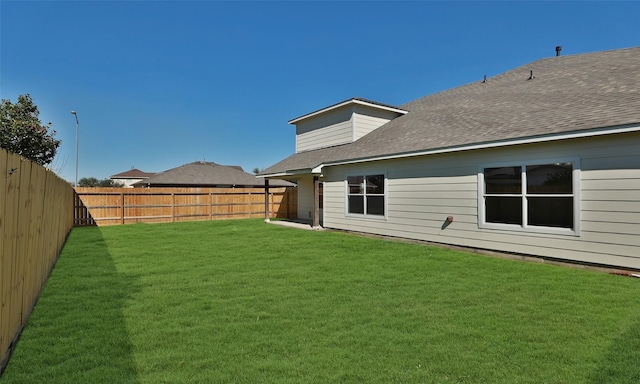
[2,1,639,181]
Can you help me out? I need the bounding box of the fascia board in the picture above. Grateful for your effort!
[288,99,407,125]
[351,99,408,115]
[256,173,284,179]
[258,168,320,179]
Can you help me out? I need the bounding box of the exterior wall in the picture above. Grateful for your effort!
[296,175,316,220]
[296,108,353,153]
[295,104,403,153]
[321,131,640,270]
[352,105,401,141]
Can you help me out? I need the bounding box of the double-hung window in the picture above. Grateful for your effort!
[479,160,579,235]
[347,174,385,216]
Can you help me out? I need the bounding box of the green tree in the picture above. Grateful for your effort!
[78,177,124,187]
[0,94,60,166]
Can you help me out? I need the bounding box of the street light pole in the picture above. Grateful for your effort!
[71,111,79,187]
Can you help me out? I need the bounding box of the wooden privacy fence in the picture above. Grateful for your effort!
[74,186,297,226]
[1,149,75,374]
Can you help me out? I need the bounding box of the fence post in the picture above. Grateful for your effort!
[120,192,125,225]
[209,192,213,220]
[172,193,176,222]
[264,180,270,222]
[270,191,274,219]
[74,193,78,226]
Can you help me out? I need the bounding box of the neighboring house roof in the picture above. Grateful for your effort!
[262,46,640,176]
[110,168,157,179]
[134,161,294,187]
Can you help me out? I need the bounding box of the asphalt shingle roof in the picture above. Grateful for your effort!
[136,161,294,187]
[110,168,156,178]
[262,47,640,176]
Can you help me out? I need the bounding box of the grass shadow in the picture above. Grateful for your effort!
[587,313,640,383]
[1,226,141,383]
[3,219,640,383]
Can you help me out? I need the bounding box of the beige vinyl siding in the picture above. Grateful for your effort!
[296,175,315,220]
[322,131,640,270]
[296,108,353,153]
[352,106,400,141]
[295,104,404,153]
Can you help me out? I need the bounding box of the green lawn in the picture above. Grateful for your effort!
[2,219,640,383]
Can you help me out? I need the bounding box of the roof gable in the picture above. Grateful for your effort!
[291,97,408,153]
[288,97,407,124]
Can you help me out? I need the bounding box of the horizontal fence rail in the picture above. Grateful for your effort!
[1,149,75,374]
[74,187,297,226]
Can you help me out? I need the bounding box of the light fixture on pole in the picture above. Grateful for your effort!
[71,111,79,187]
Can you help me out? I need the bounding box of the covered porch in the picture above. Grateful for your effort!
[263,173,323,229]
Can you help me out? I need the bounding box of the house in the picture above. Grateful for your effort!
[133,161,294,188]
[110,168,157,187]
[260,47,640,270]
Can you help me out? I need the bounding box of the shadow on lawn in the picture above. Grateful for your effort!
[2,226,142,383]
[586,314,640,384]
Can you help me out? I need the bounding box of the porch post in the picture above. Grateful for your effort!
[313,176,320,229]
[264,179,270,222]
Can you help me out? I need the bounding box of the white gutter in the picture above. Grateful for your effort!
[256,173,288,179]
[257,168,320,179]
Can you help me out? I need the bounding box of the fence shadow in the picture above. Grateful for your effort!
[1,227,141,383]
[74,191,97,226]
[274,187,297,219]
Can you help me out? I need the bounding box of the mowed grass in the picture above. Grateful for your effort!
[2,219,640,383]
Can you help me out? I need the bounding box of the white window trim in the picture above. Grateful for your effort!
[345,173,388,219]
[478,158,581,236]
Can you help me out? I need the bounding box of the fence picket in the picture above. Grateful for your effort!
[73,187,297,226]
[0,149,75,374]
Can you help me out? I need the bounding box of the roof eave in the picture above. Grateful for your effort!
[259,167,322,179]
[323,123,640,168]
